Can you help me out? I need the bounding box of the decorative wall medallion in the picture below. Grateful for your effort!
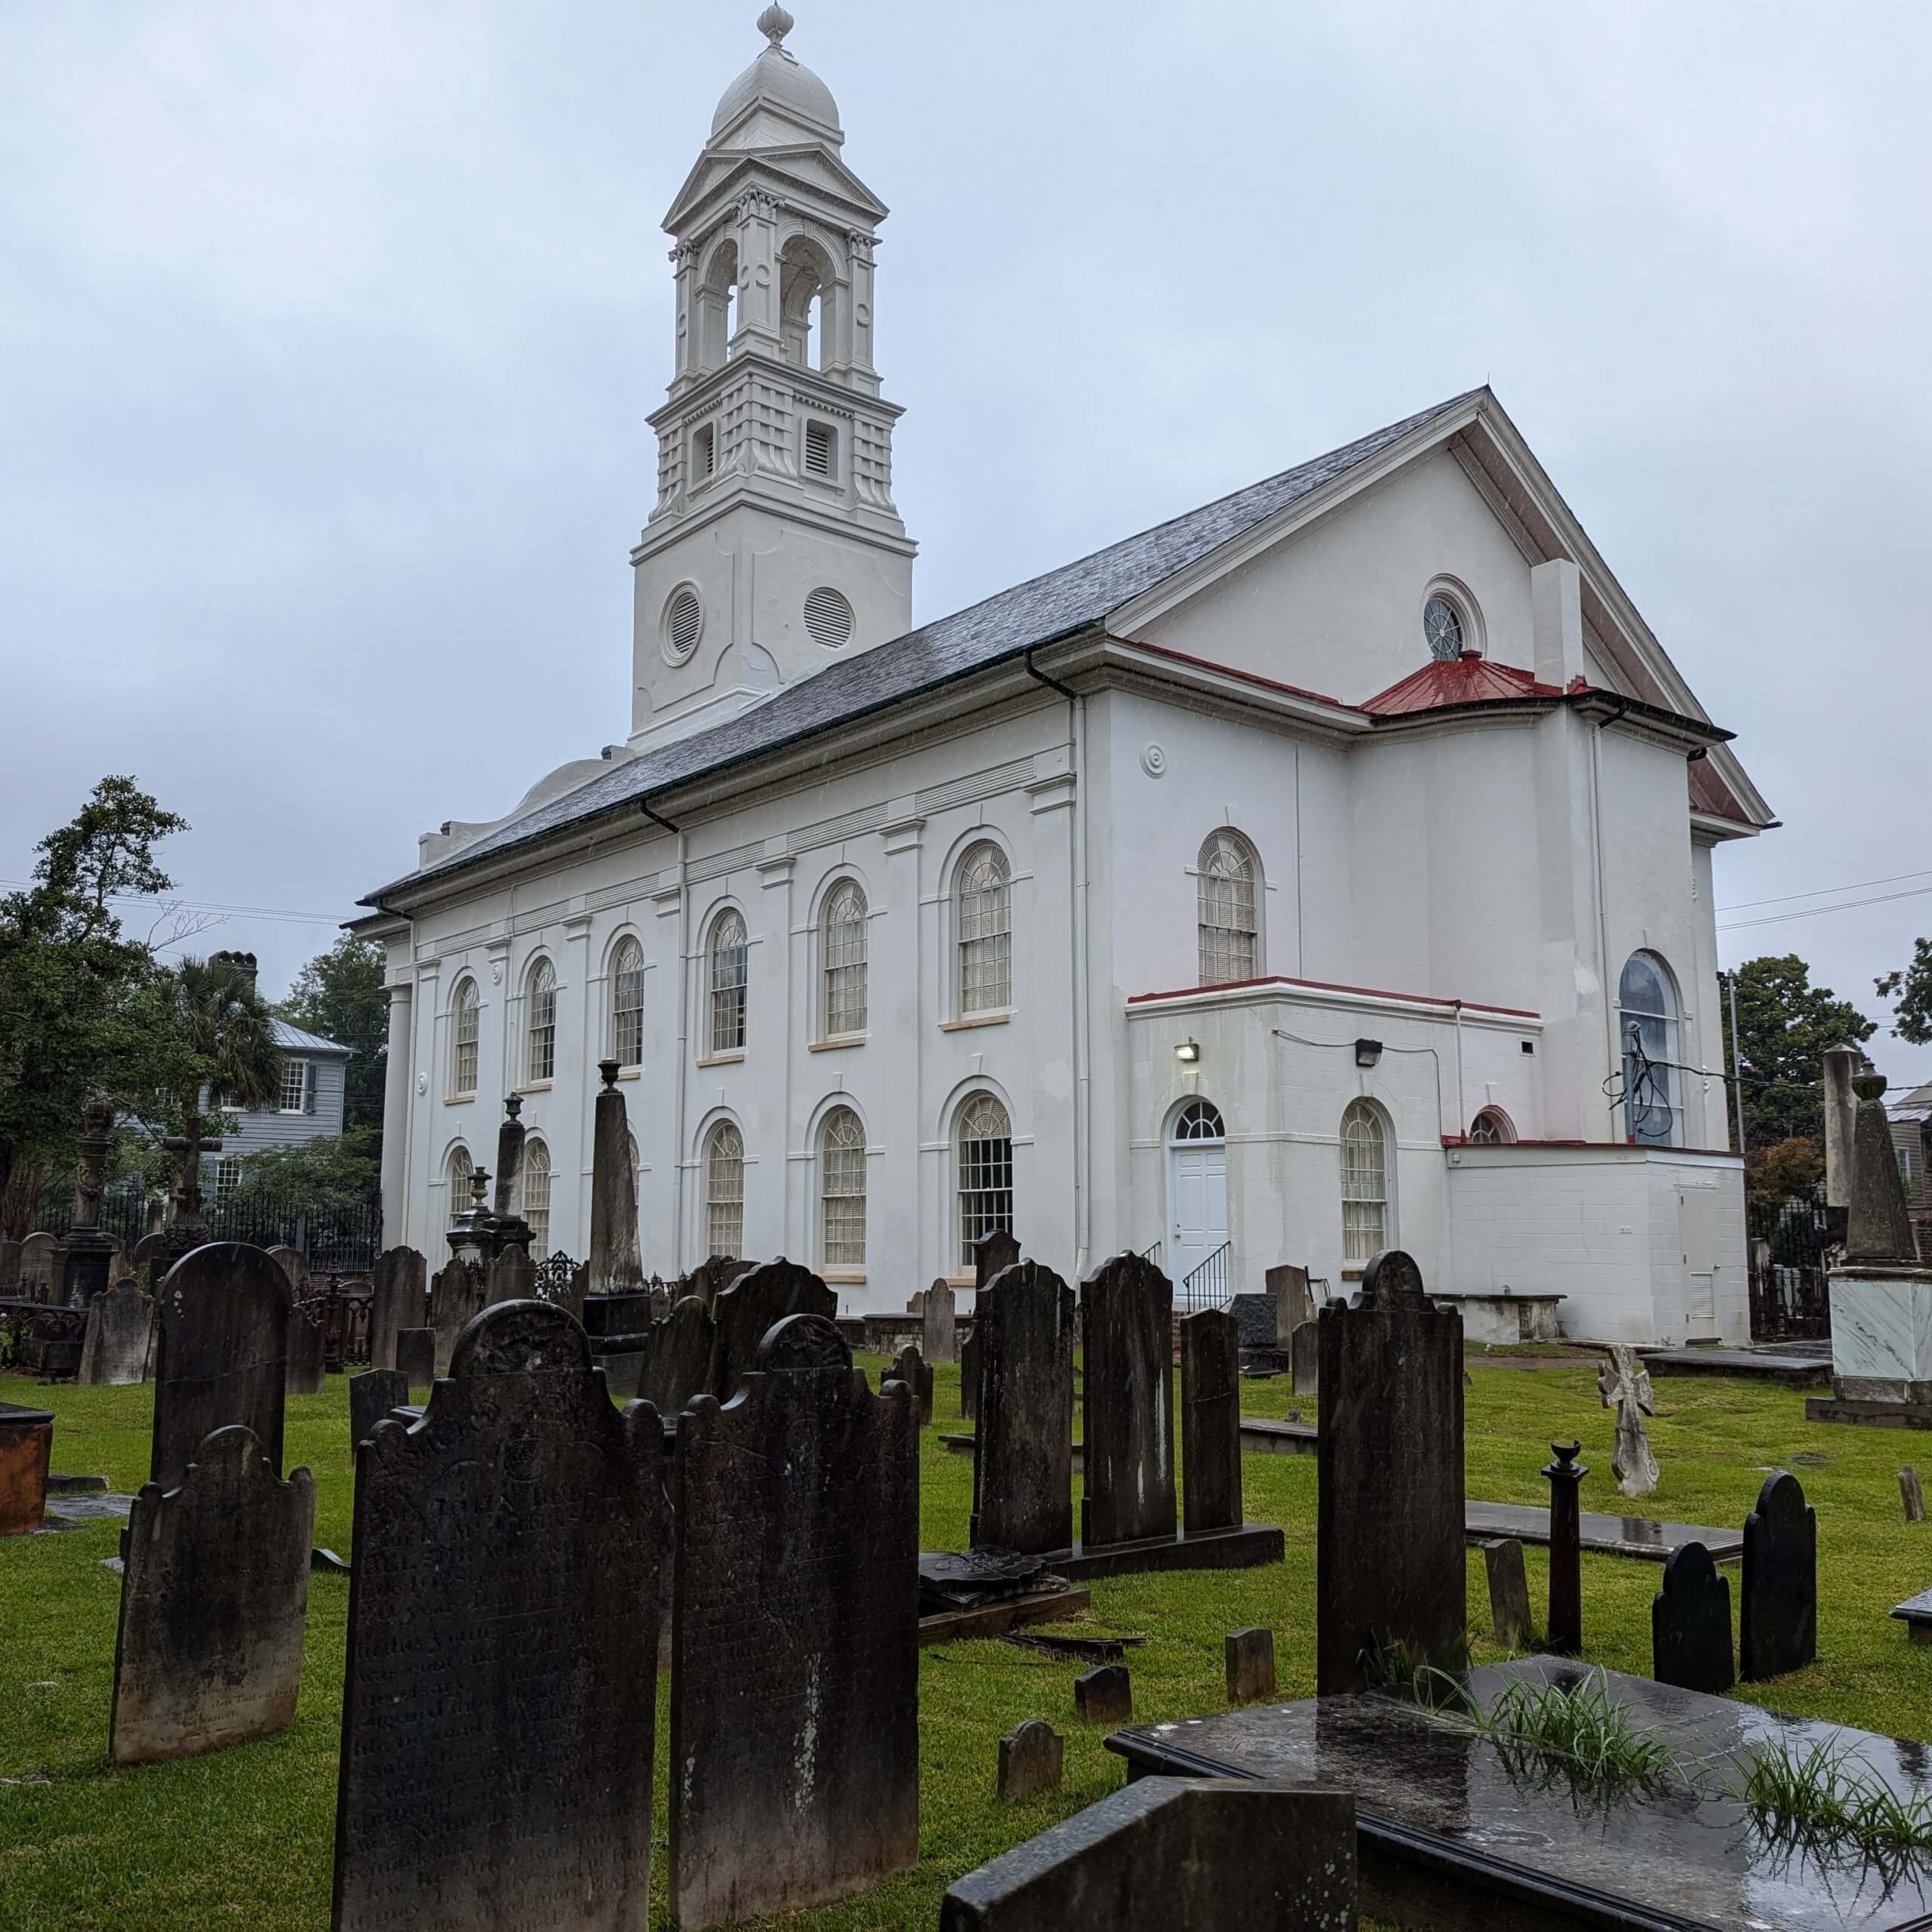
[417,1072,428,1097]
[1140,743,1168,778]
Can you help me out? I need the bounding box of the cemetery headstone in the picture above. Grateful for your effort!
[1903,1466,1927,1524]
[1289,1321,1318,1397]
[1544,1440,1586,1657]
[265,1245,305,1294]
[1081,1252,1176,1549]
[971,1260,1076,1555]
[670,1317,918,1929]
[1482,1538,1531,1651]
[1225,1628,1276,1703]
[488,1095,533,1257]
[367,1247,427,1374]
[678,1253,743,1311]
[150,1244,292,1491]
[1074,1663,1133,1724]
[129,1232,167,1288]
[940,1777,1357,1932]
[19,1232,60,1302]
[349,1369,408,1450]
[1179,1307,1240,1535]
[0,1400,54,1536]
[286,1305,326,1397]
[0,1237,18,1294]
[109,1424,314,1765]
[107,1237,132,1285]
[706,1256,838,1399]
[1740,1469,1817,1681]
[1652,1540,1733,1694]
[395,1327,435,1397]
[428,1256,485,1374]
[78,1281,154,1386]
[998,1719,1064,1804]
[586,1061,646,1295]
[1266,1263,1317,1346]
[485,1244,537,1308]
[1598,1346,1660,1498]
[923,1276,959,1364]
[638,1296,718,1417]
[974,1229,1022,1287]
[332,1300,666,1930]
[1315,1250,1465,1694]
[961,1324,982,1422]
[891,1341,934,1426]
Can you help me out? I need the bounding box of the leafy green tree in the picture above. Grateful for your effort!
[1878,940,1932,1047]
[1745,1135,1825,1217]
[278,935,388,1137]
[159,955,285,1131]
[1720,952,1876,1149]
[224,1126,382,1220]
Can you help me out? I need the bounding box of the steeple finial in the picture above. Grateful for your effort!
[758,5,795,49]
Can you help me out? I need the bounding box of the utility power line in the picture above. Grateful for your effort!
[1718,866,1932,914]
[1717,883,1932,934]
[0,881,346,928]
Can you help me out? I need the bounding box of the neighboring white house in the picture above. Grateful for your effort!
[354,11,1771,1344]
[205,1020,353,1200]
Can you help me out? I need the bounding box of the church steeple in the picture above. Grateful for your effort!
[629,9,915,749]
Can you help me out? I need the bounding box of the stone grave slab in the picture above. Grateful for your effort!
[78,1281,152,1386]
[1225,1626,1277,1703]
[1653,1540,1733,1693]
[1241,1417,1317,1456]
[1889,1586,1932,1642]
[637,1294,716,1417]
[1480,1537,1531,1650]
[671,1337,918,1929]
[428,1257,484,1375]
[39,1489,135,1533]
[109,1424,314,1765]
[974,1229,1021,1286]
[1180,1307,1240,1534]
[998,1718,1063,1803]
[395,1327,435,1396]
[286,1306,326,1396]
[349,1370,408,1450]
[972,1260,1076,1555]
[0,1400,54,1535]
[891,1340,934,1426]
[367,1247,426,1373]
[485,1244,536,1307]
[1106,1658,1932,1932]
[1074,1663,1132,1724]
[1742,1469,1817,1681]
[1647,1345,1832,1389]
[333,1300,666,1931]
[1266,1262,1318,1340]
[1290,1321,1318,1396]
[923,1278,958,1364]
[1463,1500,1744,1563]
[1081,1252,1175,1549]
[942,1777,1355,1931]
[706,1257,836,1399]
[150,1244,291,1491]
[265,1245,304,1292]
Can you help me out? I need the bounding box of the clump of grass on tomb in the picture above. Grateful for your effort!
[1428,1665,1681,1792]
[1731,1734,1932,1860]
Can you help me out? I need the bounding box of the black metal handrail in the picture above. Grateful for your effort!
[1177,1240,1232,1311]
[1140,1239,1163,1269]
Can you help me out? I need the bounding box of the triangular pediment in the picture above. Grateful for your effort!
[664,141,887,233]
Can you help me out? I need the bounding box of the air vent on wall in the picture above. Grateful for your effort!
[804,420,835,476]
[665,587,703,663]
[804,586,854,649]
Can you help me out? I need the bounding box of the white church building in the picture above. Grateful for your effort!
[358,8,1772,1346]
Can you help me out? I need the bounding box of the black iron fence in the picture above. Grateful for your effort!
[31,1179,383,1273]
[1747,1184,1832,1341]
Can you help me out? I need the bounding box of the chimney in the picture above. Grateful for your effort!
[210,949,260,994]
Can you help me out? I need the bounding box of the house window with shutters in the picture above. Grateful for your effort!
[1340,1099,1390,1262]
[611,937,645,1069]
[822,881,867,1038]
[525,957,557,1084]
[520,1138,552,1251]
[449,980,478,1097]
[956,1092,1014,1268]
[1196,829,1260,986]
[820,1106,866,1269]
[956,843,1012,1016]
[705,1121,744,1258]
[708,910,748,1054]
[278,1058,310,1115]
[804,419,836,477]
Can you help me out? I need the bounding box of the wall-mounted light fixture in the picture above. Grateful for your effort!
[1175,1038,1200,1065]
[1354,1038,1383,1069]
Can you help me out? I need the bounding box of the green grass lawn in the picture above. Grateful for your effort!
[2,1353,1929,1929]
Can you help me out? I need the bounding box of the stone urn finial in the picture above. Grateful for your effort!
[758,3,795,48]
[600,1058,620,1091]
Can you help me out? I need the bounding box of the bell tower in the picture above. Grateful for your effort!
[629,6,915,749]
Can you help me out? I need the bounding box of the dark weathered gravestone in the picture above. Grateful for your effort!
[998,1718,1064,1804]
[971,1261,1076,1555]
[638,1296,718,1417]
[1225,1628,1276,1704]
[1266,1263,1317,1344]
[707,1256,837,1400]
[1290,1321,1318,1398]
[923,1277,958,1364]
[1903,1466,1926,1524]
[678,1253,742,1311]
[395,1327,435,1396]
[671,1324,918,1929]
[1653,1540,1733,1694]
[1081,1253,1176,1549]
[974,1229,1022,1287]
[265,1245,305,1294]
[0,1238,19,1294]
[1228,1292,1277,1352]
[941,1777,1357,1932]
[1740,1470,1817,1681]
[961,1324,982,1421]
[286,1305,326,1397]
[485,1244,537,1308]
[1180,1307,1240,1535]
[1074,1663,1132,1724]
[368,1247,427,1374]
[1544,1440,1586,1657]
[429,1256,485,1375]
[1482,1538,1531,1651]
[890,1340,934,1426]
[333,1300,666,1931]
[129,1231,168,1287]
[350,1370,408,1449]
[586,1061,646,1296]
[150,1244,292,1491]
[78,1281,154,1386]
[1315,1249,1465,1694]
[109,1425,314,1766]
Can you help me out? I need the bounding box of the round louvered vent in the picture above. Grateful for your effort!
[663,586,703,664]
[804,586,854,650]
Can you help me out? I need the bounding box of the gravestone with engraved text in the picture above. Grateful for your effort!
[350,1369,408,1450]
[638,1296,717,1418]
[1081,1253,1176,1549]
[79,1281,154,1386]
[972,1261,1076,1555]
[891,1341,934,1426]
[368,1247,427,1374]
[706,1257,837,1400]
[1180,1307,1241,1535]
[923,1277,958,1364]
[429,1256,485,1375]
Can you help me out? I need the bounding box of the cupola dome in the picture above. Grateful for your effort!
[710,7,841,143]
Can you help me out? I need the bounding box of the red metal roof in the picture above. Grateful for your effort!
[1359,651,1561,717]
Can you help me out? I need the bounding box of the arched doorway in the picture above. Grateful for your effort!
[1167,1099,1229,1287]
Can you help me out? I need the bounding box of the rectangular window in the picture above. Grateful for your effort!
[804,420,835,477]
[822,1146,866,1267]
[523,1163,552,1251]
[1899,1145,1918,1184]
[214,1155,244,1203]
[958,1134,1014,1267]
[278,1059,309,1113]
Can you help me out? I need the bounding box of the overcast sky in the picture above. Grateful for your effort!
[5,2,1928,1081]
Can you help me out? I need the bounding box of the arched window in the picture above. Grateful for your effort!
[709,910,748,1054]
[1340,1100,1389,1262]
[1197,831,1259,986]
[957,1093,1014,1269]
[957,844,1012,1015]
[449,979,479,1097]
[822,881,868,1038]
[705,1121,744,1258]
[1171,1098,1226,1143]
[521,1139,552,1251]
[1619,952,1678,1146]
[445,1143,474,1222]
[820,1106,867,1269]
[1469,1107,1515,1146]
[525,958,557,1084]
[611,937,645,1069]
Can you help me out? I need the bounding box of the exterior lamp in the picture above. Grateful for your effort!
[1175,1038,1200,1065]
[1354,1038,1383,1069]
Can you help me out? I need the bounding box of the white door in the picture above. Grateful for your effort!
[1679,1187,1718,1339]
[1168,1100,1230,1288]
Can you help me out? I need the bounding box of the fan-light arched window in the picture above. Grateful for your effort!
[1340,1100,1389,1263]
[521,1139,552,1251]
[446,1143,474,1222]
[1469,1107,1515,1146]
[709,911,748,1054]
[1171,1098,1226,1143]
[820,1106,867,1269]
[1619,952,1678,1146]
[611,938,645,1069]
[822,881,868,1038]
[449,979,479,1097]
[957,1093,1014,1269]
[1197,831,1259,986]
[525,958,557,1084]
[957,844,1012,1015]
[705,1121,744,1258]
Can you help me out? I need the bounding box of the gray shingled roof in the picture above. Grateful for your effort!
[363,389,1482,906]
